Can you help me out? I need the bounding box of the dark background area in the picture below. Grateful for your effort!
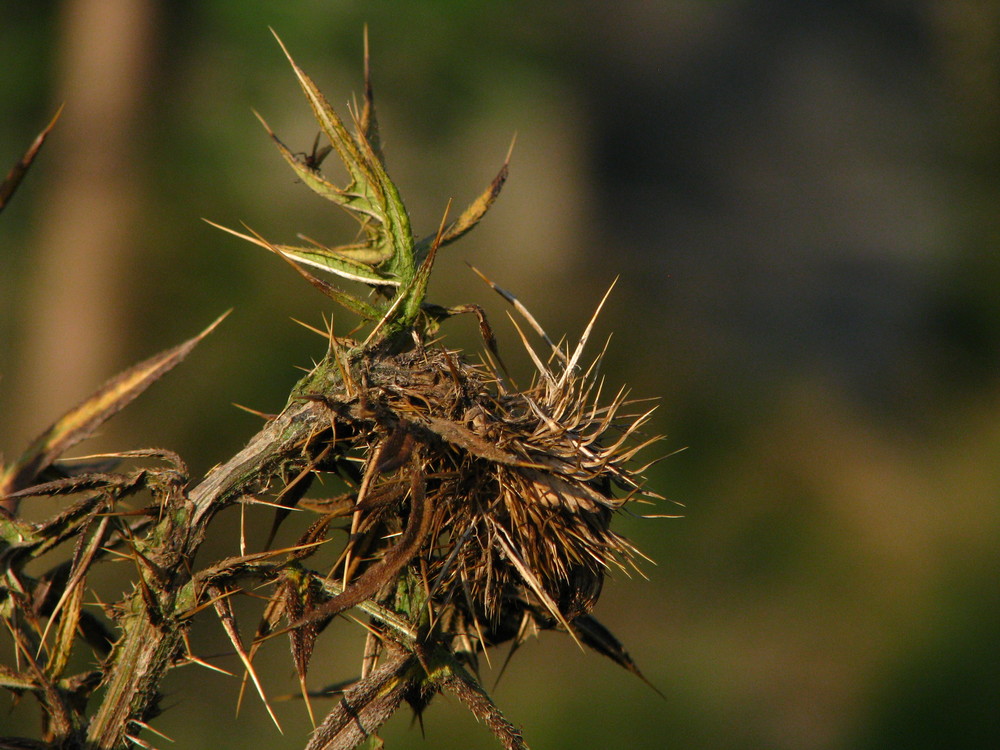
[3,1,1000,748]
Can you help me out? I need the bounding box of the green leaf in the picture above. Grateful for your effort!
[217,32,511,349]
[271,31,416,290]
[272,243,398,287]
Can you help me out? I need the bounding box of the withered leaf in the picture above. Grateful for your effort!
[283,569,325,725]
[211,586,281,731]
[0,312,228,500]
[414,141,511,253]
[263,466,315,550]
[0,663,37,692]
[358,26,381,164]
[44,516,110,679]
[570,614,663,698]
[0,105,62,215]
[413,414,524,467]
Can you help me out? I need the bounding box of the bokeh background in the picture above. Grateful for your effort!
[3,1,1000,748]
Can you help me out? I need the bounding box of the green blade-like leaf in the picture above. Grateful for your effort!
[275,245,398,287]
[271,32,416,290]
[205,219,395,288]
[298,239,396,266]
[274,252,384,320]
[253,110,382,223]
[240,32,509,347]
[399,202,448,328]
[272,31,377,205]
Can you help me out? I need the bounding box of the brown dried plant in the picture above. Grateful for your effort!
[1,32,667,750]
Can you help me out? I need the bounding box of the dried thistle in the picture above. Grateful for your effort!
[212,32,665,748]
[0,30,666,750]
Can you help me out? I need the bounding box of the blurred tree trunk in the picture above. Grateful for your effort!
[8,0,156,452]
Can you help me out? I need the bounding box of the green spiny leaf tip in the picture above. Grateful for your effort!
[213,31,511,351]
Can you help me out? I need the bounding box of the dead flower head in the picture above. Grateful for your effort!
[212,31,668,749]
[300,309,662,658]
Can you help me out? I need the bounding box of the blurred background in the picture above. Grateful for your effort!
[3,1,1000,747]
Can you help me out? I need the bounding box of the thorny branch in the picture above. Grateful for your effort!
[1,31,666,750]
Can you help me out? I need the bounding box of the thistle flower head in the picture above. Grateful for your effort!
[212,33,667,749]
